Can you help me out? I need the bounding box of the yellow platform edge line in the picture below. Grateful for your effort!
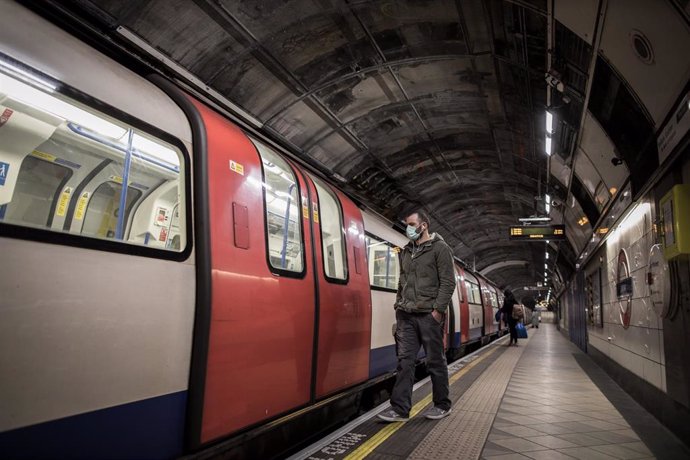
[343,345,501,460]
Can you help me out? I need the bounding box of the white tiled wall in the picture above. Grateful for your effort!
[587,198,667,392]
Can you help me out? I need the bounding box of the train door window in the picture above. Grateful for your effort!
[455,272,464,302]
[253,140,304,274]
[491,292,499,309]
[365,234,399,290]
[0,61,188,254]
[465,281,481,304]
[311,176,347,282]
[81,182,142,239]
[0,156,71,226]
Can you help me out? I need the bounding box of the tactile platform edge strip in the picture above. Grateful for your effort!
[407,341,527,460]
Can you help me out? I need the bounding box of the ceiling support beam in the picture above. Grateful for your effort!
[479,260,529,276]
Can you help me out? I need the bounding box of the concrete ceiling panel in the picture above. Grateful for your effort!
[599,0,690,127]
[579,112,629,194]
[555,0,599,45]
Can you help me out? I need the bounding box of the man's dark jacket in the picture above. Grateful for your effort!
[395,233,456,314]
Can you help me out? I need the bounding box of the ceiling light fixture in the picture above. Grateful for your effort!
[545,194,551,214]
[519,216,552,223]
[546,111,554,134]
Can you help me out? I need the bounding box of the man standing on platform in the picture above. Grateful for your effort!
[378,209,455,422]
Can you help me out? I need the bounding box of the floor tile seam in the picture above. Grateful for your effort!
[502,395,602,403]
[500,402,614,410]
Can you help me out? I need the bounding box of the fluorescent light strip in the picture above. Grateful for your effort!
[0,58,56,92]
[545,136,552,156]
[546,111,553,134]
[518,217,551,223]
[545,194,551,214]
[1,72,127,139]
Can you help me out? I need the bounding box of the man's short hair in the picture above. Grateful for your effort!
[406,209,431,229]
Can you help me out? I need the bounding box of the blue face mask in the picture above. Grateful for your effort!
[406,224,422,241]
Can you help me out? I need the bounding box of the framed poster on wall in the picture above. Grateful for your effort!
[586,267,603,327]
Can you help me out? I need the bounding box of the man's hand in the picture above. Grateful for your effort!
[432,309,444,324]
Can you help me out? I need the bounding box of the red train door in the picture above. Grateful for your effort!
[193,99,316,443]
[478,276,496,336]
[303,173,371,398]
[456,265,470,345]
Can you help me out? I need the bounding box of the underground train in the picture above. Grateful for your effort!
[0,3,522,458]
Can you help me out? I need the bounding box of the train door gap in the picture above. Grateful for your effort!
[296,167,321,403]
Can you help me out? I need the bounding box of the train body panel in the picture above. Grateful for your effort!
[0,239,194,458]
[0,3,195,458]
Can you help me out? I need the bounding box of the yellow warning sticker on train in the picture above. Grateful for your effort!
[312,202,319,223]
[56,187,72,217]
[109,175,124,184]
[229,160,244,175]
[31,150,57,162]
[302,201,309,219]
[74,192,90,220]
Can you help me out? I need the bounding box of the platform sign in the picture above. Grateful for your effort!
[509,224,565,241]
[0,161,9,186]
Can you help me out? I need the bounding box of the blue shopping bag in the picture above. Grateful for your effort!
[516,322,528,339]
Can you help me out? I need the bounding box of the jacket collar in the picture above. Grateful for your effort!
[406,232,440,252]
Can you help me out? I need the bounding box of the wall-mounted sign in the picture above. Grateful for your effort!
[509,224,565,241]
[648,244,671,318]
[616,249,632,329]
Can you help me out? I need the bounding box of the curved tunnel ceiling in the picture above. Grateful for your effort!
[75,0,577,293]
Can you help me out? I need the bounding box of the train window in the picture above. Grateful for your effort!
[465,281,482,304]
[456,275,464,302]
[0,62,187,253]
[311,176,347,282]
[255,142,304,273]
[81,182,142,239]
[1,155,71,226]
[365,234,400,290]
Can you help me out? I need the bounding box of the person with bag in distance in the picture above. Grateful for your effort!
[377,209,455,423]
[516,304,528,339]
[501,289,522,346]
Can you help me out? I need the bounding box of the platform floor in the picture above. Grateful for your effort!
[291,324,690,460]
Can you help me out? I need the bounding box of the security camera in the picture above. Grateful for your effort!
[611,157,624,166]
[545,70,565,92]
